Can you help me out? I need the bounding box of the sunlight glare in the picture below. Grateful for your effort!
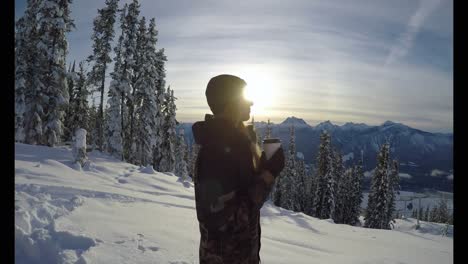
[241,69,277,118]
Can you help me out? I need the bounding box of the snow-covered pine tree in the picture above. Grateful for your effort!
[303,164,316,216]
[152,47,167,171]
[87,0,119,152]
[88,102,99,150]
[313,131,335,219]
[424,205,430,222]
[15,15,30,143]
[123,16,147,164]
[67,62,90,141]
[332,149,345,223]
[296,152,307,212]
[106,4,128,159]
[134,17,160,166]
[36,0,75,146]
[120,0,141,161]
[436,199,450,223]
[175,129,189,181]
[365,143,391,229]
[385,159,400,228]
[272,175,283,207]
[429,205,438,222]
[19,0,46,145]
[159,87,177,172]
[127,15,151,164]
[337,167,354,224]
[278,125,298,210]
[63,61,77,142]
[349,160,364,225]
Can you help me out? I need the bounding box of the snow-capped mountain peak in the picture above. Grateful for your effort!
[314,120,339,131]
[280,116,310,127]
[341,122,371,131]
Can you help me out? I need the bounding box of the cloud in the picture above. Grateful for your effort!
[447,174,453,180]
[385,0,443,65]
[15,0,452,132]
[430,169,447,177]
[399,173,413,179]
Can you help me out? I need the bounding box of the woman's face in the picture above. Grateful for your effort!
[238,98,253,121]
[223,96,253,122]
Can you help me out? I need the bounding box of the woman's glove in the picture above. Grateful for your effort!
[259,147,285,178]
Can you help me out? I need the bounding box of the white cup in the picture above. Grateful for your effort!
[263,138,281,160]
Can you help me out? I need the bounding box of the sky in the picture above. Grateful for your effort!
[15,0,453,133]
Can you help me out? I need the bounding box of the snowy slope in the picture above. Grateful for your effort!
[15,143,453,264]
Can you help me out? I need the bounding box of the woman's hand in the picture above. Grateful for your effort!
[259,147,285,178]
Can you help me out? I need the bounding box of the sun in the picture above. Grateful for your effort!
[241,68,277,118]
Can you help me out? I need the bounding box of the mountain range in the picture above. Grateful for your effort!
[178,117,453,192]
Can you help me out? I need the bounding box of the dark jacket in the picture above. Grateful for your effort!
[192,114,273,264]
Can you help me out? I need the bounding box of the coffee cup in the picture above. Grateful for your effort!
[263,138,281,160]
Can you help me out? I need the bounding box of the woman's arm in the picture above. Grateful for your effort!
[247,170,276,210]
[247,148,285,210]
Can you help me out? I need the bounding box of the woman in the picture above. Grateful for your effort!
[192,74,285,263]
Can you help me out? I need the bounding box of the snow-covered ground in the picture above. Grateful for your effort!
[15,143,453,264]
[362,190,453,218]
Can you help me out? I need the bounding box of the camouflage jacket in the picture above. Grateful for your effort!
[192,115,273,264]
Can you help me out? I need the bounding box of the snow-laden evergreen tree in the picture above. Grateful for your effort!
[106,5,128,159]
[159,87,177,172]
[67,62,90,140]
[365,143,391,229]
[429,205,438,222]
[295,152,307,212]
[36,0,75,146]
[87,0,119,151]
[175,129,189,181]
[303,164,316,216]
[335,167,354,224]
[349,160,364,225]
[436,199,450,223]
[106,1,140,160]
[332,149,345,222]
[88,102,99,150]
[277,125,298,210]
[313,131,335,219]
[127,15,148,164]
[152,47,167,171]
[385,159,400,228]
[63,61,77,142]
[424,205,430,221]
[14,13,32,143]
[133,17,160,166]
[121,0,141,161]
[18,0,45,145]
